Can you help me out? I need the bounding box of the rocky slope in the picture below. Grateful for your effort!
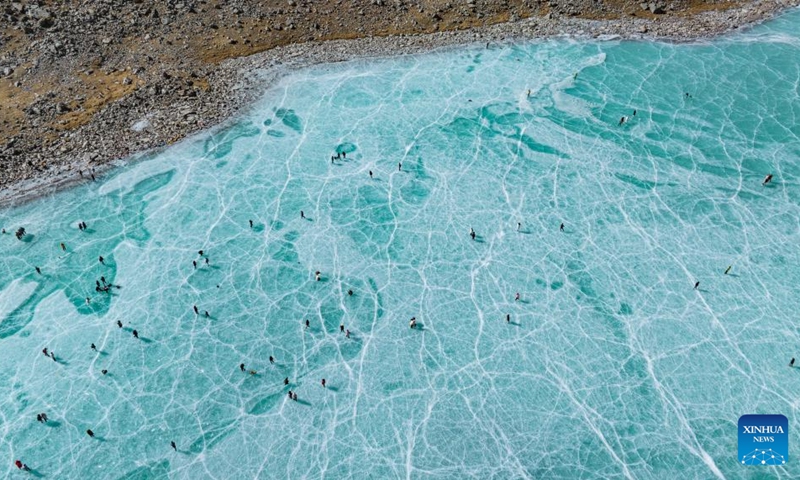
[0,0,795,201]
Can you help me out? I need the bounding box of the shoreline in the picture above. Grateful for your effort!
[1,1,798,209]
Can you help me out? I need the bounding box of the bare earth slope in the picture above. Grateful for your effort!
[0,0,796,200]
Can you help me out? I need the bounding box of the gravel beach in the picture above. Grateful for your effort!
[1,0,798,206]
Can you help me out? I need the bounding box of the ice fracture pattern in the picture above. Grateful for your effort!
[3,9,800,480]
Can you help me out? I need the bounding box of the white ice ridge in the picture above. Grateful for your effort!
[0,278,38,325]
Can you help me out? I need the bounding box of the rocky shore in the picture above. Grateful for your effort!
[1,0,798,206]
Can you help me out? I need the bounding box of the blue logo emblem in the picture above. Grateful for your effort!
[738,414,788,465]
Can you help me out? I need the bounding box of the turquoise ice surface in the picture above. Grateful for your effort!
[3,9,800,479]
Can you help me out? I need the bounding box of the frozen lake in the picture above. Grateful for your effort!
[2,9,800,479]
